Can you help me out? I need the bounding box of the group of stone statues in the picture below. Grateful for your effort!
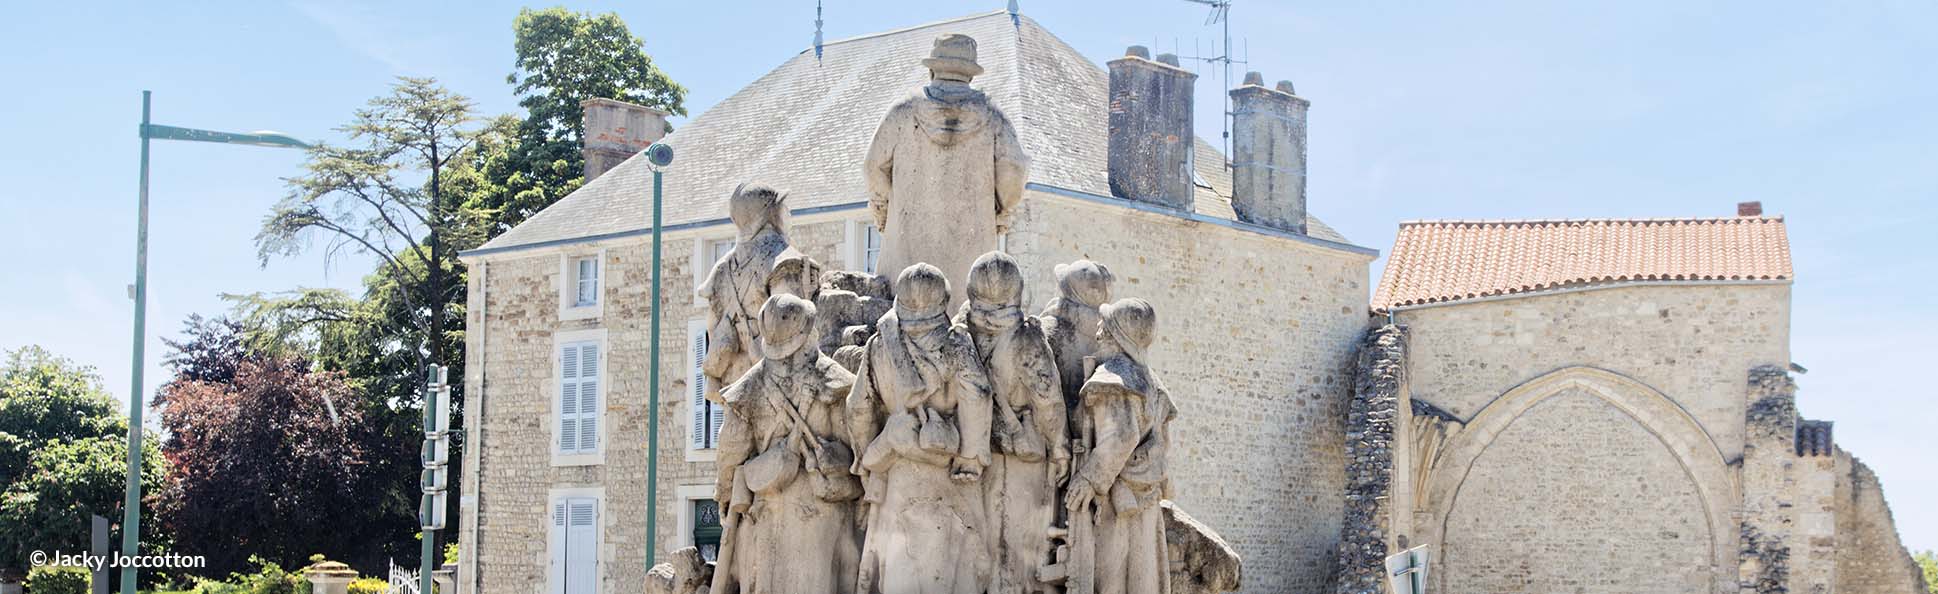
[655,32,1230,594]
[698,183,1171,594]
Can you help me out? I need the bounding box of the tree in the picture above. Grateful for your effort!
[1915,549,1936,594]
[153,317,409,575]
[485,7,688,232]
[0,347,165,577]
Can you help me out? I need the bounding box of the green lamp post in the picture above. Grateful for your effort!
[121,90,311,594]
[640,142,674,572]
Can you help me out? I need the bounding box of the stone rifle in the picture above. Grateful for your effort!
[1042,356,1098,593]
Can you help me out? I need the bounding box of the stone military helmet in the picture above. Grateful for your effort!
[965,251,1024,307]
[1054,260,1115,309]
[893,263,951,323]
[758,294,816,360]
[728,182,788,240]
[1100,297,1157,362]
[923,33,984,80]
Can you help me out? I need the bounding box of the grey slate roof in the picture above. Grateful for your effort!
[474,10,1349,254]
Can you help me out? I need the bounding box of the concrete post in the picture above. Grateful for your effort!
[303,561,358,594]
[1107,46,1198,210]
[1228,72,1310,234]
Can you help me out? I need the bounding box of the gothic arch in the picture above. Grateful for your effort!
[1418,366,1737,594]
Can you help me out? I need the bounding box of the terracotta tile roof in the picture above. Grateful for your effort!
[1374,216,1793,310]
[474,11,1349,254]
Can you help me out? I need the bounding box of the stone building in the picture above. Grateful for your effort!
[453,9,1924,594]
[1336,212,1928,594]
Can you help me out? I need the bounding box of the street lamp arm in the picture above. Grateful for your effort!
[141,123,313,149]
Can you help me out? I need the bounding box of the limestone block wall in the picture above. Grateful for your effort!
[1834,450,1928,594]
[1395,283,1790,463]
[1392,284,1789,594]
[1007,190,1376,594]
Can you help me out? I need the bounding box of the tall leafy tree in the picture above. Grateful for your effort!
[485,7,688,231]
[153,317,407,575]
[0,347,165,577]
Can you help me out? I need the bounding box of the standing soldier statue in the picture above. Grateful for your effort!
[1065,298,1176,594]
[700,184,822,403]
[955,252,1069,594]
[864,33,1031,304]
[711,294,862,594]
[847,264,995,594]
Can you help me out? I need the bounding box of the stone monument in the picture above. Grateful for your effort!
[1038,260,1116,406]
[864,33,1030,303]
[699,183,822,403]
[1064,298,1176,594]
[847,263,995,594]
[711,294,862,594]
[956,252,1070,594]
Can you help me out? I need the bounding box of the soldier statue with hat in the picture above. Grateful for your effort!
[864,33,1031,305]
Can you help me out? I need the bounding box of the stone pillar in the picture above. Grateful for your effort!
[581,98,670,182]
[304,561,358,594]
[1107,45,1198,210]
[1228,72,1309,234]
[431,564,456,594]
[1740,365,1800,593]
[1335,324,1405,594]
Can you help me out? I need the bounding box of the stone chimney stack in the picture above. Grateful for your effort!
[581,98,670,182]
[1229,71,1310,234]
[1737,201,1764,217]
[1107,45,1198,210]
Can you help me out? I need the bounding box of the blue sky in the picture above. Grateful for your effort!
[2,0,1932,553]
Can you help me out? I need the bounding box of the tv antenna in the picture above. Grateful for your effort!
[1177,0,1247,164]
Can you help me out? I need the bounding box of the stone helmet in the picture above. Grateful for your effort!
[1099,297,1157,360]
[965,251,1024,307]
[1054,260,1115,309]
[923,33,984,80]
[758,294,816,360]
[728,182,788,238]
[893,263,951,322]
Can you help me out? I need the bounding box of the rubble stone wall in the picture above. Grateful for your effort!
[1834,450,1928,594]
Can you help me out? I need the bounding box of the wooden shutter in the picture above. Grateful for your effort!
[578,343,600,452]
[548,500,567,594]
[565,498,597,594]
[688,320,710,449]
[560,345,580,453]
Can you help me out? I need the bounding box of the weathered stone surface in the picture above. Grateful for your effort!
[1163,501,1242,594]
[1332,325,1403,594]
[711,295,862,594]
[865,34,1030,302]
[1227,75,1308,234]
[644,547,712,594]
[1108,47,1197,209]
[699,184,821,404]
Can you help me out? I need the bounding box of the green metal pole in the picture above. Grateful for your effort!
[646,166,663,570]
[119,90,152,594]
[421,389,436,594]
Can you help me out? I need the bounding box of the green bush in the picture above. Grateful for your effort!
[346,578,386,594]
[26,566,89,594]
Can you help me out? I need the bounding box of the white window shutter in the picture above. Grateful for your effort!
[579,344,600,452]
[688,320,709,449]
[560,345,581,453]
[565,499,598,594]
[549,500,567,594]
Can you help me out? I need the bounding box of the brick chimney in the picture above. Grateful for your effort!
[581,98,670,182]
[1737,201,1763,217]
[1229,72,1309,234]
[1107,45,1198,210]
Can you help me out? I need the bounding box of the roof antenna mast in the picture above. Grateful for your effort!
[814,0,825,62]
[1178,0,1245,164]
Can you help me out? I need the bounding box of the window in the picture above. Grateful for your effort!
[708,238,736,267]
[559,252,605,320]
[861,224,882,274]
[687,319,723,456]
[574,257,599,307]
[558,339,601,457]
[693,237,738,305]
[549,495,600,594]
[692,499,722,562]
